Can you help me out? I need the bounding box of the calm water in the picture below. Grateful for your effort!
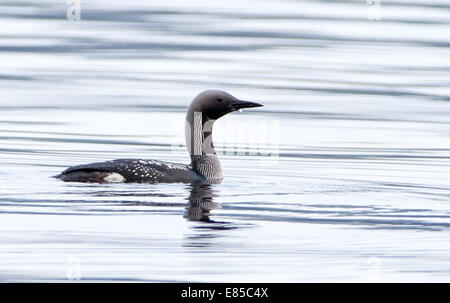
[0,0,450,282]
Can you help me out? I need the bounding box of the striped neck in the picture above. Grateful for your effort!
[185,111,222,180]
[191,154,222,181]
[185,111,217,157]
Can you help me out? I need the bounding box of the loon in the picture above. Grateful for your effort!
[55,90,263,184]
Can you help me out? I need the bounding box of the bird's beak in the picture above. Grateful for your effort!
[230,100,263,111]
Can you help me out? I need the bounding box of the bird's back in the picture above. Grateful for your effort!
[56,158,203,183]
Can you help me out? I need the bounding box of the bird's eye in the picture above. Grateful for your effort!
[217,98,223,102]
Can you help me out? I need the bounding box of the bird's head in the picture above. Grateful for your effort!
[187,90,263,121]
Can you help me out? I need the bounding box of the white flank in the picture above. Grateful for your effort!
[103,173,125,183]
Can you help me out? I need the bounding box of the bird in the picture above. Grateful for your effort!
[55,90,263,184]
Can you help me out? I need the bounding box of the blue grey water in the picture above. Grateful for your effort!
[0,0,449,282]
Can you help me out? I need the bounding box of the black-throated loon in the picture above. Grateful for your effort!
[55,90,263,184]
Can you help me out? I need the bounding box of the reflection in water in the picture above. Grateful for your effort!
[182,183,247,249]
[184,184,220,222]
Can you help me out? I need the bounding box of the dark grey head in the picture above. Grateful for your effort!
[187,90,263,120]
[185,90,263,158]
